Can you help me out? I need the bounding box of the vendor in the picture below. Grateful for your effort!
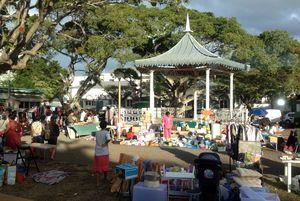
[284,130,297,153]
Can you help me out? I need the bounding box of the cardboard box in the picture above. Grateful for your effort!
[132,126,141,134]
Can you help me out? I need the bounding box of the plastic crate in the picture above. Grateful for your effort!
[115,163,138,180]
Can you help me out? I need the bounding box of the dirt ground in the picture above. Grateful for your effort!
[1,134,300,201]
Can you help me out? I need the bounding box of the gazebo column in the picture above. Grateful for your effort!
[205,68,210,109]
[193,91,197,120]
[230,73,234,119]
[149,70,155,120]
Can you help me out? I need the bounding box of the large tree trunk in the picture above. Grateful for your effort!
[60,59,108,112]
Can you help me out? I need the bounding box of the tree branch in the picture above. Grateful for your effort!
[73,20,86,35]
[0,0,8,11]
[57,32,82,42]
[12,35,48,70]
[8,1,29,44]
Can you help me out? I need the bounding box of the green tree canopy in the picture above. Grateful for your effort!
[11,57,66,99]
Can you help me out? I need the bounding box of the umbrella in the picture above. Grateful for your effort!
[250,108,268,117]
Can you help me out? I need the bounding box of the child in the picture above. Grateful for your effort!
[93,120,111,187]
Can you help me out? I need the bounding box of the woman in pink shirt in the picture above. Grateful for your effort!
[162,111,173,140]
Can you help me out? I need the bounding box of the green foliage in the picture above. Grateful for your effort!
[113,68,139,81]
[27,1,300,108]
[11,58,66,99]
[232,30,300,107]
[105,68,140,105]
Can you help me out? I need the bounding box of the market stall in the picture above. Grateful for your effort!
[112,152,281,201]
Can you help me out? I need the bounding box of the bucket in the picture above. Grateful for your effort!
[16,166,26,184]
[16,172,25,183]
[6,165,16,185]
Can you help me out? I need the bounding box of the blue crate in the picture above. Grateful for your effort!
[115,163,138,180]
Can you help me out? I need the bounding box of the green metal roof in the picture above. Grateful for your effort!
[0,87,42,95]
[135,33,248,71]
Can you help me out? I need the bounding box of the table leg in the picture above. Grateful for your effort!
[284,163,288,177]
[287,162,292,193]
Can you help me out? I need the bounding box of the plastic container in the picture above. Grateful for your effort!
[115,163,138,180]
[0,167,5,187]
[6,165,16,185]
[16,166,26,184]
[16,172,25,183]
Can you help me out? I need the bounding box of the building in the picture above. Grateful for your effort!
[69,73,138,110]
[0,87,43,110]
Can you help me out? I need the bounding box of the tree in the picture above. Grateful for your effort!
[11,57,66,99]
[0,0,186,74]
[51,3,191,110]
[0,0,78,73]
[233,30,300,108]
[103,68,140,106]
[153,74,200,116]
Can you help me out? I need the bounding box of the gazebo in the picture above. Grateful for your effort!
[135,14,249,120]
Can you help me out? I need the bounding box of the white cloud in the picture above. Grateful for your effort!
[189,0,300,39]
[289,13,300,21]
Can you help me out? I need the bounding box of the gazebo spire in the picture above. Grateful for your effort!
[184,13,192,33]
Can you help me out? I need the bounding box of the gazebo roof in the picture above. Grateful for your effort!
[135,15,249,73]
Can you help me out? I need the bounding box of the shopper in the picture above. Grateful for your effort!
[92,120,111,187]
[31,116,44,143]
[162,111,173,140]
[48,116,60,160]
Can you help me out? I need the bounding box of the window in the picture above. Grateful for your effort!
[85,100,95,106]
[19,101,34,109]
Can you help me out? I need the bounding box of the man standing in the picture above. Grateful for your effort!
[105,106,113,125]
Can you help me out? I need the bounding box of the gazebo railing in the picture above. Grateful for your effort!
[121,108,142,124]
[121,107,249,124]
[214,108,248,124]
